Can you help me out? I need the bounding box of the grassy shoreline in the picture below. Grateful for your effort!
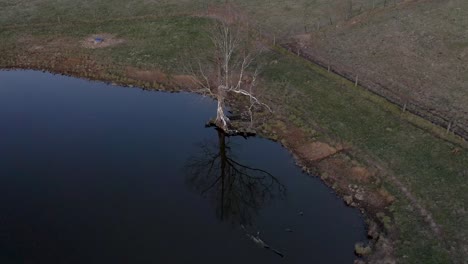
[1,13,467,263]
[260,47,467,263]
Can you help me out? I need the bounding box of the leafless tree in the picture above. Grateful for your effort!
[188,20,271,133]
[185,129,286,225]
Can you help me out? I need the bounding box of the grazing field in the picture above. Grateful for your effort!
[0,0,401,29]
[290,0,468,139]
[0,1,467,263]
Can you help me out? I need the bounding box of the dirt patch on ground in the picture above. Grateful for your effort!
[11,35,107,78]
[315,157,391,210]
[350,166,373,183]
[16,34,78,52]
[297,141,338,162]
[125,67,168,83]
[12,51,106,79]
[292,34,312,44]
[172,74,199,90]
[124,68,200,91]
[81,34,125,49]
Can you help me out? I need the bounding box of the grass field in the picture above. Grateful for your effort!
[0,1,467,263]
[0,0,402,31]
[294,0,468,138]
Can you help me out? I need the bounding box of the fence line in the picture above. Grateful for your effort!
[282,43,468,141]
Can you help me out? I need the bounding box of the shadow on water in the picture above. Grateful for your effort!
[186,129,288,258]
[186,129,286,226]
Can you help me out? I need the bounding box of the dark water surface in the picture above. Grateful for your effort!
[0,70,366,264]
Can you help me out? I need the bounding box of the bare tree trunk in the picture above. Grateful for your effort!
[219,129,226,221]
[216,96,229,130]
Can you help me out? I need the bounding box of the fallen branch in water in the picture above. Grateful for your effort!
[241,226,284,258]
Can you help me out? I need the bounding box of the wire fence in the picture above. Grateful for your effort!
[282,42,468,141]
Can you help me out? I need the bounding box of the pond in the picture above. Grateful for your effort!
[0,70,367,263]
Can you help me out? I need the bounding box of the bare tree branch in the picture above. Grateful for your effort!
[187,17,272,133]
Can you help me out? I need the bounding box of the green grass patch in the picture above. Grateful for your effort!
[0,16,213,72]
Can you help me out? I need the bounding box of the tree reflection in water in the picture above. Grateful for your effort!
[186,129,286,226]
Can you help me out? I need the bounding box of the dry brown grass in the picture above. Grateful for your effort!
[296,141,338,161]
[125,67,168,83]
